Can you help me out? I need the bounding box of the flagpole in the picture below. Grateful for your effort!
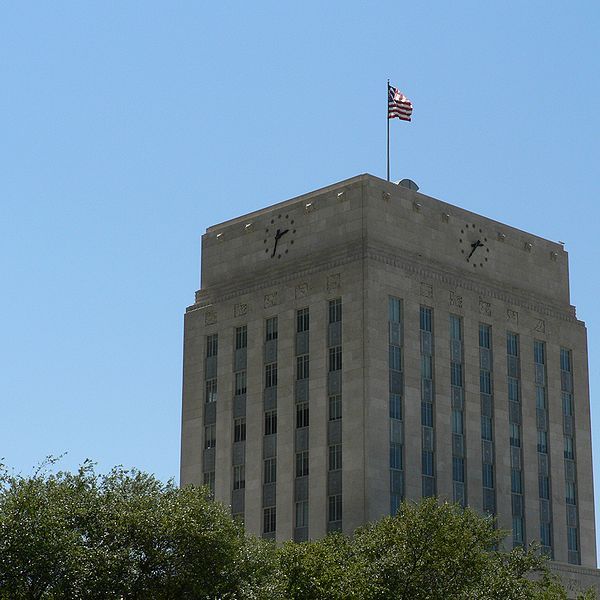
[386,79,390,182]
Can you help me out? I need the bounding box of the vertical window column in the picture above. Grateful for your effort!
[388,297,404,514]
[203,334,219,496]
[262,317,278,538]
[507,332,525,547]
[534,341,553,557]
[561,348,580,565]
[294,308,310,540]
[420,306,435,497]
[479,324,495,515]
[327,298,343,530]
[231,326,247,521]
[450,315,466,506]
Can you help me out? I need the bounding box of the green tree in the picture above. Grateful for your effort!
[0,460,268,599]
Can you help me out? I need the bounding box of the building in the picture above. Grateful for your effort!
[180,173,599,591]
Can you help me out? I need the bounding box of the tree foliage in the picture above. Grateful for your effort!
[0,461,594,599]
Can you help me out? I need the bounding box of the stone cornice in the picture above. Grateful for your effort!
[187,242,581,325]
[365,241,580,324]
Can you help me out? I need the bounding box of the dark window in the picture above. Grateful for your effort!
[566,482,577,505]
[203,471,215,495]
[536,386,546,409]
[513,517,524,544]
[265,363,278,388]
[562,393,573,416]
[560,348,572,372]
[419,307,432,332]
[564,436,574,460]
[296,451,309,477]
[296,355,309,380]
[264,458,276,484]
[449,315,461,341]
[479,324,491,349]
[452,410,463,435]
[295,501,308,528]
[206,334,218,357]
[205,378,217,403]
[389,297,401,323]
[481,416,493,441]
[235,326,247,350]
[296,402,309,428]
[452,457,465,483]
[263,507,276,534]
[329,346,342,372]
[511,469,522,494]
[534,340,545,365]
[266,317,278,341]
[567,527,578,551]
[482,463,494,489]
[233,465,245,490]
[328,444,342,471]
[537,430,548,454]
[264,410,277,436]
[204,424,216,449]
[421,355,433,379]
[508,377,519,402]
[297,308,309,333]
[389,345,402,371]
[389,394,402,420]
[480,370,492,394]
[390,443,402,470]
[422,450,434,476]
[539,476,550,500]
[328,494,342,522]
[507,332,519,357]
[235,371,247,396]
[510,423,521,447]
[329,298,342,323]
[234,417,246,442]
[540,523,552,547]
[329,394,342,420]
[451,363,463,387]
[421,402,433,427]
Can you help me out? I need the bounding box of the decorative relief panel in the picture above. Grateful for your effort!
[449,291,463,308]
[533,318,546,333]
[506,308,519,324]
[295,282,309,299]
[327,273,341,293]
[479,297,491,316]
[234,303,248,317]
[264,292,279,308]
[205,308,217,325]
[420,282,433,298]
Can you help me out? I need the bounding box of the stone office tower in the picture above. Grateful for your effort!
[181,174,597,584]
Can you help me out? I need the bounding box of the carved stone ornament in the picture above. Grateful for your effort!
[295,283,309,298]
[534,318,546,333]
[449,291,463,308]
[204,308,217,325]
[420,282,433,298]
[264,292,279,308]
[479,298,492,316]
[506,308,519,323]
[234,303,248,317]
[327,273,341,293]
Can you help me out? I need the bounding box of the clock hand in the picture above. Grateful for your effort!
[466,240,484,261]
[271,229,290,257]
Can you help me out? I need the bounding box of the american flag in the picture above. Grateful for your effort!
[388,86,413,121]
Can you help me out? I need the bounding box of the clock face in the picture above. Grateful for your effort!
[263,213,296,259]
[458,223,491,269]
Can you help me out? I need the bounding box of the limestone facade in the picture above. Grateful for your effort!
[181,174,598,591]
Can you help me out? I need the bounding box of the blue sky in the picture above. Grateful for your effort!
[1,1,599,552]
